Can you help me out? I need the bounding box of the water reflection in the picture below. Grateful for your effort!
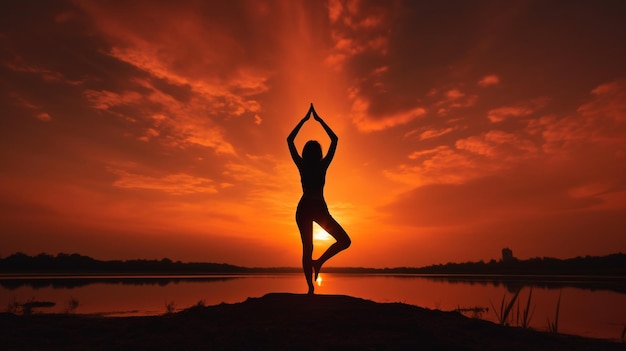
[420,275,626,294]
[1,274,624,340]
[2,274,624,294]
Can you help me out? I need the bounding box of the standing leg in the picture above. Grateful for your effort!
[296,213,315,294]
[313,213,351,280]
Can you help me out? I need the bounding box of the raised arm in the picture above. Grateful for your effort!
[311,105,338,165]
[287,104,313,165]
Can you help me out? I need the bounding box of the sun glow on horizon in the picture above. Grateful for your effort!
[313,225,332,242]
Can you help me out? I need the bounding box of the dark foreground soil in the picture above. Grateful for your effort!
[1,293,624,350]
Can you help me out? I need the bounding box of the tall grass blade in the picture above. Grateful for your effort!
[489,289,521,326]
[489,296,504,324]
[516,297,520,326]
[554,290,561,333]
[547,290,562,334]
[521,287,534,328]
[502,289,521,326]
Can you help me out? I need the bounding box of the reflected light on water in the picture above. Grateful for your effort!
[2,274,624,340]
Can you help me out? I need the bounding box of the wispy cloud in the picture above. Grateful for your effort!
[418,127,455,140]
[432,88,478,115]
[578,80,626,123]
[488,105,535,123]
[325,0,429,132]
[109,168,217,195]
[83,89,142,111]
[36,112,52,121]
[324,0,391,71]
[349,91,426,131]
[386,145,485,187]
[83,80,236,154]
[3,56,84,85]
[528,80,626,154]
[74,1,274,154]
[478,74,500,87]
[8,92,53,121]
[456,130,538,158]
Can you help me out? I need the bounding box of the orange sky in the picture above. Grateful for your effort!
[1,1,625,267]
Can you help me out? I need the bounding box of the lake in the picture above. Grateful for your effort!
[1,274,625,341]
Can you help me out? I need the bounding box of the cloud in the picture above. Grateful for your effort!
[394,79,626,192]
[75,1,270,121]
[83,89,142,111]
[138,128,159,142]
[324,0,391,70]
[385,146,484,187]
[349,92,426,131]
[63,1,299,157]
[109,168,217,195]
[446,89,464,100]
[417,127,455,140]
[326,0,425,132]
[528,79,626,154]
[487,105,534,123]
[110,43,269,111]
[3,56,84,85]
[36,112,52,121]
[433,88,478,115]
[83,80,236,154]
[405,124,458,140]
[456,130,538,158]
[384,79,626,239]
[387,128,540,188]
[7,92,53,121]
[578,80,626,123]
[408,146,450,160]
[327,0,343,23]
[478,74,500,87]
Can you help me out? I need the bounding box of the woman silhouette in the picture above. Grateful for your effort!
[287,103,351,294]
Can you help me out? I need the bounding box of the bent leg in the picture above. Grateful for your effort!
[314,214,351,278]
[296,214,315,294]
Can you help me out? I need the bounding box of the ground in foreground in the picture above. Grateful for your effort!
[1,293,624,350]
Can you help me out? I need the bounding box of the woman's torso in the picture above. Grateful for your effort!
[299,162,326,200]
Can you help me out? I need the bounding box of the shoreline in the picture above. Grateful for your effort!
[3,272,625,294]
[2,293,625,350]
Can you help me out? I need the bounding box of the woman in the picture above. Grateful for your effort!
[287,103,351,294]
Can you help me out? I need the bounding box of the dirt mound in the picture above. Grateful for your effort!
[1,293,624,350]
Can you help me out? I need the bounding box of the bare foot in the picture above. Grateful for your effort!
[307,284,315,295]
[313,259,322,281]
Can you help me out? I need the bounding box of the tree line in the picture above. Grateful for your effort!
[0,252,245,274]
[0,252,624,275]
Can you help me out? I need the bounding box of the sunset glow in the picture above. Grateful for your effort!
[1,1,625,267]
[313,226,333,242]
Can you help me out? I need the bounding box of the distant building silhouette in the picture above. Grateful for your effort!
[502,247,514,262]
